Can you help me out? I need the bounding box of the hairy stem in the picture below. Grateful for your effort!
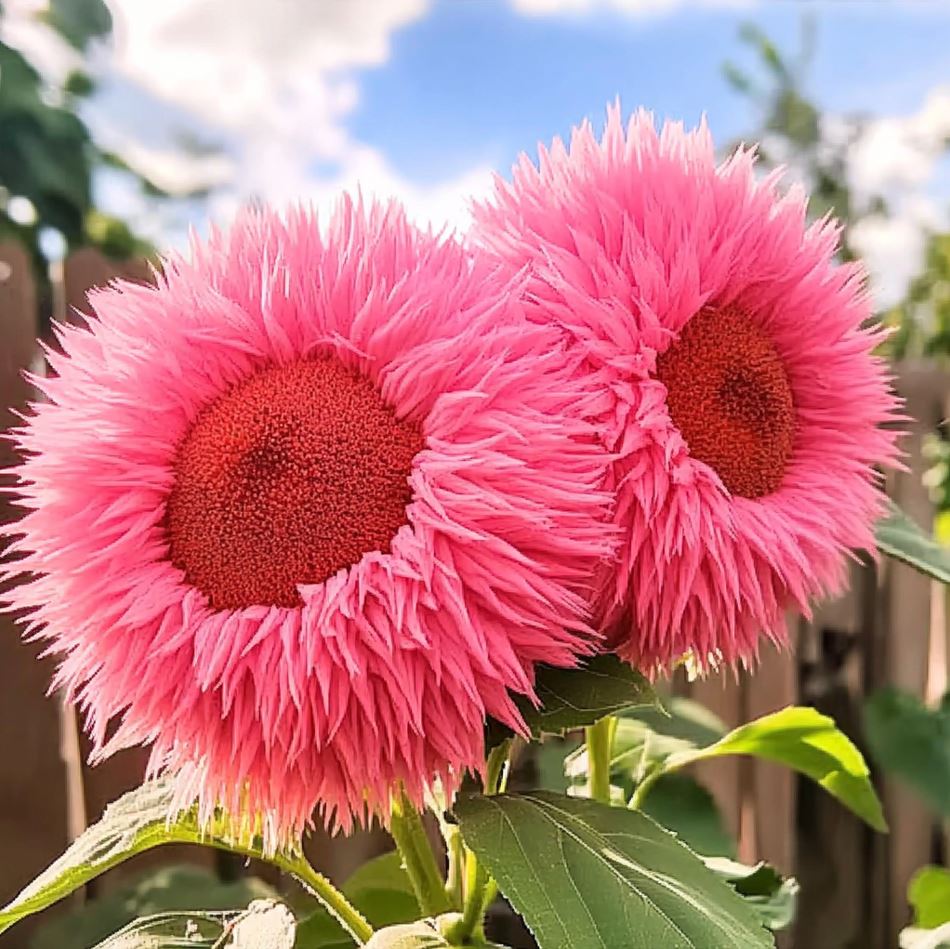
[628,763,664,811]
[444,821,464,909]
[585,716,617,804]
[279,852,374,945]
[445,740,512,945]
[389,789,453,917]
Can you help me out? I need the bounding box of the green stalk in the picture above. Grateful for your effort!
[444,741,511,945]
[278,852,374,945]
[585,716,617,804]
[628,763,663,811]
[444,822,465,909]
[389,789,453,917]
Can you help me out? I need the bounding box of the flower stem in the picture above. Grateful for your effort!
[585,716,616,804]
[389,789,453,917]
[444,821,464,908]
[445,740,511,945]
[629,763,663,811]
[278,852,374,945]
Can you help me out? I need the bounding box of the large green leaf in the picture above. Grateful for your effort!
[660,707,887,832]
[32,865,278,949]
[876,500,950,584]
[865,688,950,818]
[909,866,950,929]
[703,859,799,932]
[516,655,658,738]
[455,791,773,949]
[0,779,277,936]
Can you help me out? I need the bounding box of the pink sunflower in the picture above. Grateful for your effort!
[3,197,615,848]
[473,106,901,672]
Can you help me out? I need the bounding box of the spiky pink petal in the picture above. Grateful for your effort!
[3,197,615,849]
[473,106,901,672]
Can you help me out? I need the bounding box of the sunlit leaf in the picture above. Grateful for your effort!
[660,707,886,832]
[876,499,950,584]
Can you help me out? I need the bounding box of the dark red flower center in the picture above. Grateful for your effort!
[166,358,424,610]
[655,306,795,498]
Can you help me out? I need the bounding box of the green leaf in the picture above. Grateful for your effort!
[42,0,113,51]
[640,774,736,859]
[661,707,887,832]
[0,779,274,937]
[876,499,950,584]
[343,852,417,905]
[864,688,950,818]
[625,698,728,745]
[909,866,950,929]
[704,859,799,931]
[517,655,658,738]
[32,865,278,949]
[93,900,295,948]
[455,791,773,949]
[93,910,238,948]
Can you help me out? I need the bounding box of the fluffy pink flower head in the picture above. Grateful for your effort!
[3,197,615,849]
[473,105,902,673]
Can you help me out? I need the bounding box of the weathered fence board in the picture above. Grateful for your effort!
[0,243,69,948]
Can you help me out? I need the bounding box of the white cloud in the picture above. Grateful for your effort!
[4,0,491,240]
[851,204,937,311]
[510,0,751,17]
[104,0,500,238]
[844,86,950,308]
[847,87,950,198]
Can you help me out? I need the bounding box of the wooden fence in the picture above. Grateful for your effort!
[0,241,946,949]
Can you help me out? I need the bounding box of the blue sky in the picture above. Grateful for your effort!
[350,0,950,186]
[5,0,950,302]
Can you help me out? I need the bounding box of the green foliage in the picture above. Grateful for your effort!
[639,774,735,859]
[565,697,727,789]
[864,688,950,818]
[886,232,950,362]
[295,852,419,949]
[31,865,278,949]
[93,900,296,948]
[0,0,218,293]
[0,779,282,936]
[41,0,112,51]
[723,20,862,253]
[657,706,886,832]
[570,699,884,834]
[515,654,658,738]
[455,791,773,949]
[703,859,799,932]
[909,867,950,929]
[875,500,950,585]
[902,866,950,949]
